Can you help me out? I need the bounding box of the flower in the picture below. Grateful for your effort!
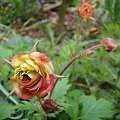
[10,52,54,100]
[3,2,9,11]
[103,38,117,52]
[42,99,60,113]
[78,1,94,19]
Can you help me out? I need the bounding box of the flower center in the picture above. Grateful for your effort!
[84,7,89,12]
[19,71,31,82]
[22,74,31,82]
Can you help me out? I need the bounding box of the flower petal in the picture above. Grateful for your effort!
[25,59,40,72]
[11,76,37,100]
[37,74,54,99]
[11,53,29,68]
[30,52,50,63]
[20,62,34,70]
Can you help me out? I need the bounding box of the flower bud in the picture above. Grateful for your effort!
[103,38,117,52]
[42,99,60,113]
[84,49,94,56]
[89,26,97,34]
[89,26,98,38]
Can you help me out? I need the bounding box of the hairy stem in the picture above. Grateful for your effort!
[49,43,104,98]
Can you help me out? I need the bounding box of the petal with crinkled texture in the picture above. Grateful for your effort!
[20,62,34,70]
[30,52,54,73]
[27,71,39,80]
[37,74,54,99]
[30,52,50,63]
[16,89,36,100]
[10,51,54,100]
[42,62,54,74]
[25,59,40,72]
[11,53,29,68]
[11,76,39,100]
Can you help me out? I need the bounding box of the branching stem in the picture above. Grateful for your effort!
[49,43,104,98]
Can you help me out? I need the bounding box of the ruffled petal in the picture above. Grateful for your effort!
[20,62,34,70]
[16,89,36,100]
[11,76,37,100]
[11,52,29,68]
[25,59,40,72]
[30,52,50,63]
[42,62,54,74]
[37,74,54,99]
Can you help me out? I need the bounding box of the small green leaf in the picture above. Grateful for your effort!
[80,95,113,120]
[15,101,36,114]
[51,77,71,104]
[0,98,15,120]
[65,90,82,119]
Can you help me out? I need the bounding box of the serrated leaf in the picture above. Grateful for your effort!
[80,95,113,120]
[0,98,15,120]
[15,101,36,114]
[65,90,82,119]
[51,77,71,104]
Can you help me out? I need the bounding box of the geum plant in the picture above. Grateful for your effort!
[0,0,120,118]
[1,38,120,113]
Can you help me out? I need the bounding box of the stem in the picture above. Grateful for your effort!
[49,55,80,98]
[49,43,104,98]
[75,18,84,55]
[73,18,84,78]
[88,44,103,50]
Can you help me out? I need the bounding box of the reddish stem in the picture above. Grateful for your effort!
[49,44,103,98]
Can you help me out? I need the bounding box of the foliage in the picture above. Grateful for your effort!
[0,0,40,24]
[80,95,113,120]
[105,0,120,24]
[51,77,71,106]
[15,101,37,115]
[0,0,120,120]
[70,0,82,7]
[0,97,15,120]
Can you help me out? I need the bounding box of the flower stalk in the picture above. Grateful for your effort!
[49,43,104,97]
[50,38,120,98]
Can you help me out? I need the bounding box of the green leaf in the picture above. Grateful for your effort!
[0,45,13,58]
[114,0,120,24]
[51,77,71,104]
[65,90,82,119]
[15,101,36,114]
[0,98,15,120]
[80,95,113,120]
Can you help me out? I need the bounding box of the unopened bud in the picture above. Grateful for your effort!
[85,49,94,56]
[103,38,117,52]
[42,99,60,113]
[89,26,97,34]
[89,26,98,38]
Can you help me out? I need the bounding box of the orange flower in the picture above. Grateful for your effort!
[78,1,94,19]
[10,52,54,100]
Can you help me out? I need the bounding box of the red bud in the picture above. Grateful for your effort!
[42,99,60,113]
[103,38,117,52]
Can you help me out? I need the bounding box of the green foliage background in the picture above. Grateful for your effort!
[0,0,120,120]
